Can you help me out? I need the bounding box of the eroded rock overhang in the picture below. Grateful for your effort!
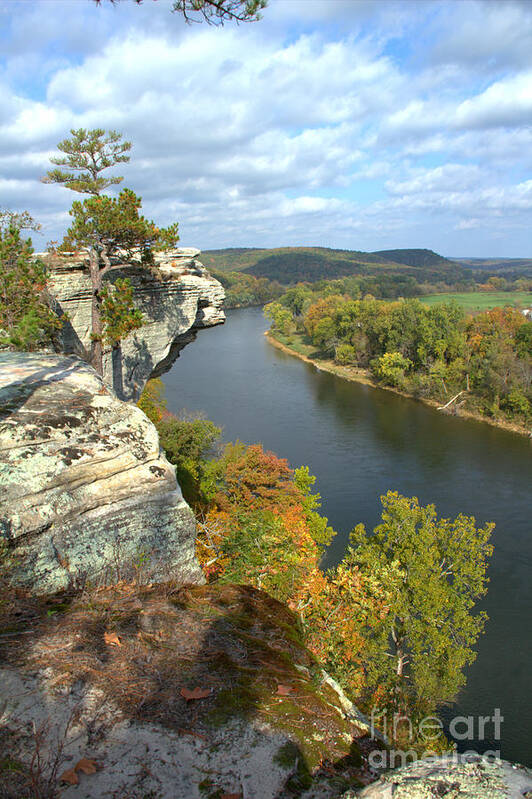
[44,248,225,401]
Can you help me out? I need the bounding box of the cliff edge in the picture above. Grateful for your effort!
[45,247,225,401]
[0,352,203,593]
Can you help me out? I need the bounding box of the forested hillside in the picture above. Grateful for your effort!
[202,246,470,285]
[457,257,532,278]
[372,248,460,269]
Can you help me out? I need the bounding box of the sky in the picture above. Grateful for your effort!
[0,0,531,257]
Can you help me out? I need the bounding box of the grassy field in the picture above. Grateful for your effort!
[420,291,532,311]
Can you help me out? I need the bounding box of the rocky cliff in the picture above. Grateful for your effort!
[45,248,225,401]
[0,352,203,594]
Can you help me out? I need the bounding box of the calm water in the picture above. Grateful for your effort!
[163,307,532,766]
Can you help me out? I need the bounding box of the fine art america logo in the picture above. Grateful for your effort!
[368,708,504,768]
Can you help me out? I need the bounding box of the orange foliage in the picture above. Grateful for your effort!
[194,441,382,705]
[466,306,526,354]
[215,443,299,512]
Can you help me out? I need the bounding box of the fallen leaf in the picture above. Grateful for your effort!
[104,631,121,647]
[75,757,98,775]
[59,768,79,785]
[221,794,242,799]
[276,684,293,696]
[180,686,212,701]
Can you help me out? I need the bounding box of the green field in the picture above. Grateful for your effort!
[420,291,532,311]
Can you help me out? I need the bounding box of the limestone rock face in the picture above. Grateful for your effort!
[0,352,203,594]
[352,755,532,798]
[46,248,225,401]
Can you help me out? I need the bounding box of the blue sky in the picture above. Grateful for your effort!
[1,0,531,256]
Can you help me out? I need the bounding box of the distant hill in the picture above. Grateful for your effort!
[455,258,532,278]
[201,246,469,285]
[372,249,461,269]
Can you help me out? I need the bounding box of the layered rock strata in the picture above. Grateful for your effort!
[0,352,203,594]
[45,248,225,401]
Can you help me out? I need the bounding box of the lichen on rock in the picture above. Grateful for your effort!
[0,352,203,593]
[351,754,532,799]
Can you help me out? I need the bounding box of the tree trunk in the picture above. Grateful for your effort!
[391,626,406,678]
[396,647,405,677]
[437,391,464,411]
[88,246,103,375]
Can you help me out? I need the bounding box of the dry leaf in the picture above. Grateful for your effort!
[59,768,79,785]
[221,794,242,799]
[180,686,212,701]
[75,757,98,775]
[276,684,293,696]
[104,631,121,647]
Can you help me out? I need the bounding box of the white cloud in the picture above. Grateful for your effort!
[385,164,484,196]
[429,0,532,71]
[453,72,532,129]
[0,0,531,256]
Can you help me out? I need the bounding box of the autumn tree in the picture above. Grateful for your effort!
[43,129,179,374]
[0,210,62,350]
[196,443,334,596]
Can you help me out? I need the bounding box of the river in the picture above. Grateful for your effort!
[162,306,532,766]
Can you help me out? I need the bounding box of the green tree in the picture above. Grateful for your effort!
[44,130,179,374]
[0,210,62,351]
[264,301,295,338]
[344,491,494,718]
[371,351,413,389]
[100,277,144,349]
[515,321,532,359]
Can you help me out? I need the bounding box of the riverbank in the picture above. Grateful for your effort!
[266,330,531,439]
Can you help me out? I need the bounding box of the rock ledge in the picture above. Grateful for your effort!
[45,247,225,401]
[0,352,203,593]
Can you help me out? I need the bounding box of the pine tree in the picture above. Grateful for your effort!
[0,211,62,351]
[42,128,131,196]
[43,130,179,374]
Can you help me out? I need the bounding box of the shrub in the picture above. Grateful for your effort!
[335,343,356,365]
[370,351,413,389]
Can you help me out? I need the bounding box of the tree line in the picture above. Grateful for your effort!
[265,286,532,428]
[206,254,532,311]
[210,268,283,308]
